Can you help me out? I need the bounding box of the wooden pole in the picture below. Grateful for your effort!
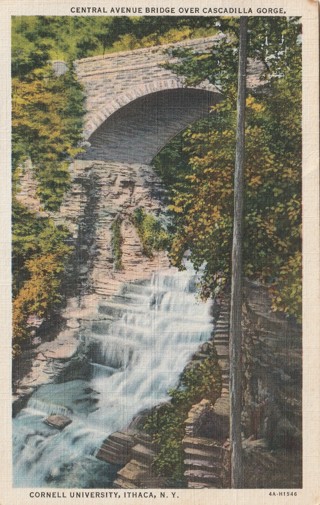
[229,16,248,489]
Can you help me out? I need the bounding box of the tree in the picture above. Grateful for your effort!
[12,65,85,210]
[153,16,301,487]
[13,252,71,349]
[12,18,85,353]
[12,199,73,352]
[229,16,247,488]
[158,16,301,320]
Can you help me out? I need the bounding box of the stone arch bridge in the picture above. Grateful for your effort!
[44,34,265,299]
[75,35,263,164]
[51,35,265,298]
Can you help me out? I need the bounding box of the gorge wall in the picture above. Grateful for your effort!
[14,158,172,403]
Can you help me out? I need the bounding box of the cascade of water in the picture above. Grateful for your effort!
[13,267,213,488]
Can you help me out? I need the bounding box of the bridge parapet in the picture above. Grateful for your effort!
[75,35,224,139]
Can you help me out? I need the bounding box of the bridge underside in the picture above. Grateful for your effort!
[79,88,220,164]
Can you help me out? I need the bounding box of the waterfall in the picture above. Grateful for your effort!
[13,267,213,488]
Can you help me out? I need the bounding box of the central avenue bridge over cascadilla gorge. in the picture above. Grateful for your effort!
[14,36,300,490]
[70,34,264,164]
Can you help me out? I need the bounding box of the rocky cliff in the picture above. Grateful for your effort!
[13,159,171,407]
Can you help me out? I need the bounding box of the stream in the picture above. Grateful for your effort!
[13,267,213,488]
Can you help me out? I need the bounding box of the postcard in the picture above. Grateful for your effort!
[0,0,319,504]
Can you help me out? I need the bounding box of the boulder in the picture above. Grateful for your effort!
[44,414,72,430]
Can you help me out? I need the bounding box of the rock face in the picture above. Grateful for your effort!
[242,280,302,451]
[96,431,136,466]
[13,326,79,409]
[59,160,170,299]
[114,436,166,489]
[15,159,44,214]
[182,283,302,489]
[13,159,171,410]
[96,430,165,489]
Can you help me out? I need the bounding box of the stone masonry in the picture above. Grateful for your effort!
[75,36,222,140]
[75,35,265,163]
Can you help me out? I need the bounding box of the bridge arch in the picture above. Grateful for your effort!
[80,85,221,164]
[84,78,219,140]
[75,36,263,164]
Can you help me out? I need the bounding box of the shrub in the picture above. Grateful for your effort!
[132,207,169,258]
[144,345,222,484]
[111,216,123,271]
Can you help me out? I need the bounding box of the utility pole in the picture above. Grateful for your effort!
[229,16,248,489]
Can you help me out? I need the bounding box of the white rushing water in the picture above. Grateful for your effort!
[13,267,213,488]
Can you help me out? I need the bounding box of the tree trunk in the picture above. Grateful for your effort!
[229,16,248,489]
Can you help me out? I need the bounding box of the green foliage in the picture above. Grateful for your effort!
[167,17,301,96]
[12,199,73,351]
[153,136,192,187]
[270,252,302,323]
[12,16,107,62]
[153,17,302,321]
[12,17,85,356]
[12,16,218,62]
[110,25,218,53]
[132,208,170,258]
[12,17,86,211]
[12,65,85,210]
[111,216,123,271]
[145,404,186,483]
[13,252,71,345]
[12,199,72,295]
[144,346,221,483]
